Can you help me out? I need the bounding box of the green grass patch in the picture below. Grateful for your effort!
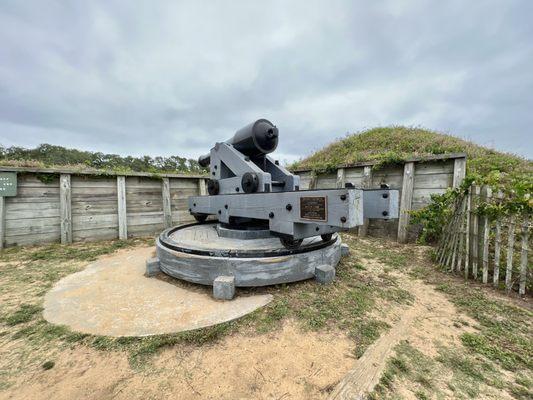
[2,304,42,326]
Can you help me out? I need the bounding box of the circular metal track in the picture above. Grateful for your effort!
[158,222,337,258]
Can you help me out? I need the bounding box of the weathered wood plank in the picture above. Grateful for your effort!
[452,157,467,188]
[505,215,516,291]
[471,185,480,279]
[481,186,492,283]
[162,178,172,228]
[117,176,127,240]
[413,173,453,190]
[336,168,346,189]
[464,185,472,278]
[456,195,467,272]
[198,178,207,196]
[519,216,529,296]
[358,166,372,237]
[0,197,5,249]
[60,174,72,244]
[493,191,503,288]
[413,160,454,175]
[397,162,415,243]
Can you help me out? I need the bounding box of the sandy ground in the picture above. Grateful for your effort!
[1,321,355,400]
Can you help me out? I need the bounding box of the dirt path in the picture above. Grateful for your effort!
[329,265,477,400]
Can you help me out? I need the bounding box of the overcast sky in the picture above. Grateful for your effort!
[0,0,532,163]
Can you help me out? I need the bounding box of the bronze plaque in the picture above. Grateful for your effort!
[300,196,327,221]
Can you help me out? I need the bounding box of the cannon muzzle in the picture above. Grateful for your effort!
[198,119,278,167]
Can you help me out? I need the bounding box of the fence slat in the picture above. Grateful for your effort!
[519,216,529,296]
[481,186,492,284]
[456,196,467,272]
[398,162,415,243]
[162,178,172,228]
[0,196,5,249]
[60,174,72,244]
[358,166,372,237]
[505,215,516,291]
[493,191,503,288]
[464,185,472,278]
[336,168,346,189]
[117,176,128,240]
[471,185,480,279]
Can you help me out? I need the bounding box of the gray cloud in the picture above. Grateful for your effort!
[0,0,531,162]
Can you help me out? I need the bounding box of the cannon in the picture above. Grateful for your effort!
[153,119,401,300]
[188,119,400,249]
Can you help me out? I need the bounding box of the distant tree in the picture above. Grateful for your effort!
[0,143,207,174]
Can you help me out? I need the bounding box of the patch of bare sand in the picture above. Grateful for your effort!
[0,321,355,400]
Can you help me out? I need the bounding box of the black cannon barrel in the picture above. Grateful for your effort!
[198,119,278,167]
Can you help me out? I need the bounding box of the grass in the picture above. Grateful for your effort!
[1,233,531,398]
[0,233,415,389]
[290,125,531,179]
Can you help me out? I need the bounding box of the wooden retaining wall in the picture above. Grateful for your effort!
[0,167,206,248]
[293,153,467,242]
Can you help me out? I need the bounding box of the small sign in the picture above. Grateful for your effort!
[0,172,17,197]
[300,196,327,221]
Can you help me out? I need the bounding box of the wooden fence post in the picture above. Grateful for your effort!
[358,166,372,237]
[481,186,492,283]
[59,173,72,244]
[336,168,346,189]
[309,174,318,190]
[452,157,466,188]
[519,216,529,296]
[493,191,503,288]
[397,162,415,243]
[505,215,516,291]
[198,178,207,196]
[117,176,128,240]
[162,178,172,228]
[0,196,5,249]
[464,185,472,278]
[471,185,480,279]
[456,196,467,272]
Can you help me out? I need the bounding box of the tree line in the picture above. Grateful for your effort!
[0,143,206,174]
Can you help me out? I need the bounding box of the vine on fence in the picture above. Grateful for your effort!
[411,172,532,244]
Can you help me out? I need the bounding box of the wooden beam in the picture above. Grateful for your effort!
[397,162,415,243]
[471,185,480,279]
[336,168,346,189]
[452,157,467,188]
[358,166,372,237]
[117,176,128,240]
[162,178,172,228]
[464,185,472,279]
[505,215,515,291]
[519,216,529,296]
[493,192,503,288]
[0,165,207,179]
[0,197,5,249]
[481,186,492,283]
[198,178,207,196]
[291,152,468,173]
[59,173,72,244]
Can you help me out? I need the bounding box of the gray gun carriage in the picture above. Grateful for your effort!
[153,119,400,299]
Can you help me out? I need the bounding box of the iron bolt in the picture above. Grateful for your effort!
[340,216,347,223]
[382,211,389,216]
[269,212,275,218]
[382,193,389,199]
[340,194,347,201]
[286,203,293,211]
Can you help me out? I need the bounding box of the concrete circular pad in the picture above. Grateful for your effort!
[43,247,273,337]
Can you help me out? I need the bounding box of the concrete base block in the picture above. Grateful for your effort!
[341,243,350,257]
[315,264,335,284]
[213,275,235,300]
[145,257,161,277]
